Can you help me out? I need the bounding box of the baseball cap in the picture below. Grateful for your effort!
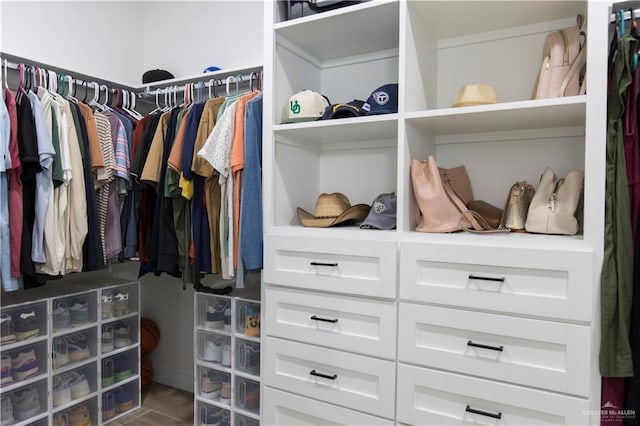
[360,192,397,230]
[362,84,398,115]
[283,90,330,123]
[142,69,175,84]
[320,100,366,120]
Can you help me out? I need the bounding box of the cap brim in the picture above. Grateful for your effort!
[283,115,322,124]
[360,212,396,230]
[297,204,371,228]
[364,108,397,116]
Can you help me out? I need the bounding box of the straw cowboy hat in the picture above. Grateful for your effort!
[297,193,370,228]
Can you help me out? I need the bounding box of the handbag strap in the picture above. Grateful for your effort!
[459,210,510,234]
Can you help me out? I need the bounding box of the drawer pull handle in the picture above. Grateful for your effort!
[468,274,505,282]
[310,262,338,267]
[467,340,504,352]
[465,405,502,420]
[311,315,339,323]
[309,370,337,380]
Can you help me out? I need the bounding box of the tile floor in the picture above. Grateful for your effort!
[111,382,194,425]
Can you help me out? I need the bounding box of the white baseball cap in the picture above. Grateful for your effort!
[282,90,329,123]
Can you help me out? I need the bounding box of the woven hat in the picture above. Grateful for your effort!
[452,83,497,107]
[297,193,371,228]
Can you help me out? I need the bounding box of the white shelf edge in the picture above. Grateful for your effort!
[100,343,140,359]
[273,113,398,132]
[196,327,232,337]
[405,96,586,121]
[52,322,98,338]
[195,395,232,411]
[0,334,48,352]
[274,0,397,30]
[138,64,264,92]
[52,391,99,414]
[102,402,142,425]
[233,406,260,420]
[100,311,139,325]
[0,372,48,394]
[11,411,49,426]
[234,334,260,343]
[196,360,232,374]
[101,375,140,393]
[53,356,98,375]
[233,370,260,382]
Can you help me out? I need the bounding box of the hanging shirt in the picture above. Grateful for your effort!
[94,111,116,265]
[0,90,18,290]
[63,102,87,273]
[197,101,238,279]
[5,88,23,278]
[240,94,263,271]
[77,102,105,173]
[230,91,259,269]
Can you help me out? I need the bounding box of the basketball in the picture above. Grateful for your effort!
[141,355,154,389]
[141,317,160,355]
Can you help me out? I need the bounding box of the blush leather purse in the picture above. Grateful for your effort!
[524,167,584,235]
[499,181,536,231]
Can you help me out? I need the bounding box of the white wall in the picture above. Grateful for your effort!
[1,0,264,392]
[0,1,145,85]
[140,1,264,81]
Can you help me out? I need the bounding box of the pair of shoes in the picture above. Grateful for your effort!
[200,406,222,426]
[102,392,116,420]
[101,290,114,319]
[220,380,231,404]
[1,356,12,387]
[200,371,223,398]
[0,314,16,343]
[68,403,91,426]
[11,349,39,381]
[101,326,114,353]
[244,312,260,338]
[114,355,132,382]
[53,371,91,406]
[205,300,229,330]
[0,396,14,426]
[203,340,223,363]
[102,359,114,387]
[115,385,135,413]
[69,300,90,327]
[113,291,130,317]
[15,311,40,341]
[53,412,68,426]
[53,301,71,330]
[53,337,70,369]
[113,323,131,349]
[66,333,91,363]
[194,283,233,295]
[9,386,41,421]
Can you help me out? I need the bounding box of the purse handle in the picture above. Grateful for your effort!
[458,210,510,234]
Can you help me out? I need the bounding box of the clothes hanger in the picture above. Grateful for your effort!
[129,91,143,120]
[225,76,237,97]
[208,79,215,99]
[65,75,78,104]
[2,59,8,90]
[149,88,162,114]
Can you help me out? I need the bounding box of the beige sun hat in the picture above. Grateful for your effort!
[452,83,497,107]
[297,193,371,228]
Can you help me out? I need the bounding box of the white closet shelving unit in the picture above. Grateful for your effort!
[0,275,140,425]
[194,293,261,426]
[261,0,606,424]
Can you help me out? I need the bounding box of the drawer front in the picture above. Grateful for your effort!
[397,364,590,425]
[399,242,594,322]
[263,337,396,419]
[265,287,397,359]
[263,387,394,426]
[265,235,396,298]
[398,303,591,397]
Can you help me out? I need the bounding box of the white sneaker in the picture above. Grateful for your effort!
[52,376,72,407]
[203,341,223,363]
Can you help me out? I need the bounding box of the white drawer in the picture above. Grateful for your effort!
[263,337,396,419]
[265,287,397,359]
[263,387,394,426]
[265,235,397,298]
[399,242,594,322]
[398,303,591,397]
[397,364,590,426]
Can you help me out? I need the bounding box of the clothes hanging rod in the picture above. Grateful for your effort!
[139,65,264,95]
[1,52,138,92]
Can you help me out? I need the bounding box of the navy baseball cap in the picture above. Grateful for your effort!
[360,192,397,230]
[320,100,366,120]
[362,84,398,115]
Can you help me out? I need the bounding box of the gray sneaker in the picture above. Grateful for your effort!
[9,386,41,421]
[0,396,14,426]
[53,302,71,330]
[69,301,89,327]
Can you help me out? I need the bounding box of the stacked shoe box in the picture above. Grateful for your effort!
[0,299,49,425]
[194,294,261,426]
[98,282,140,424]
[51,289,99,426]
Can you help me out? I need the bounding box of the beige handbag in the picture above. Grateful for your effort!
[524,167,584,235]
[532,14,586,99]
[499,181,536,231]
[411,157,480,233]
